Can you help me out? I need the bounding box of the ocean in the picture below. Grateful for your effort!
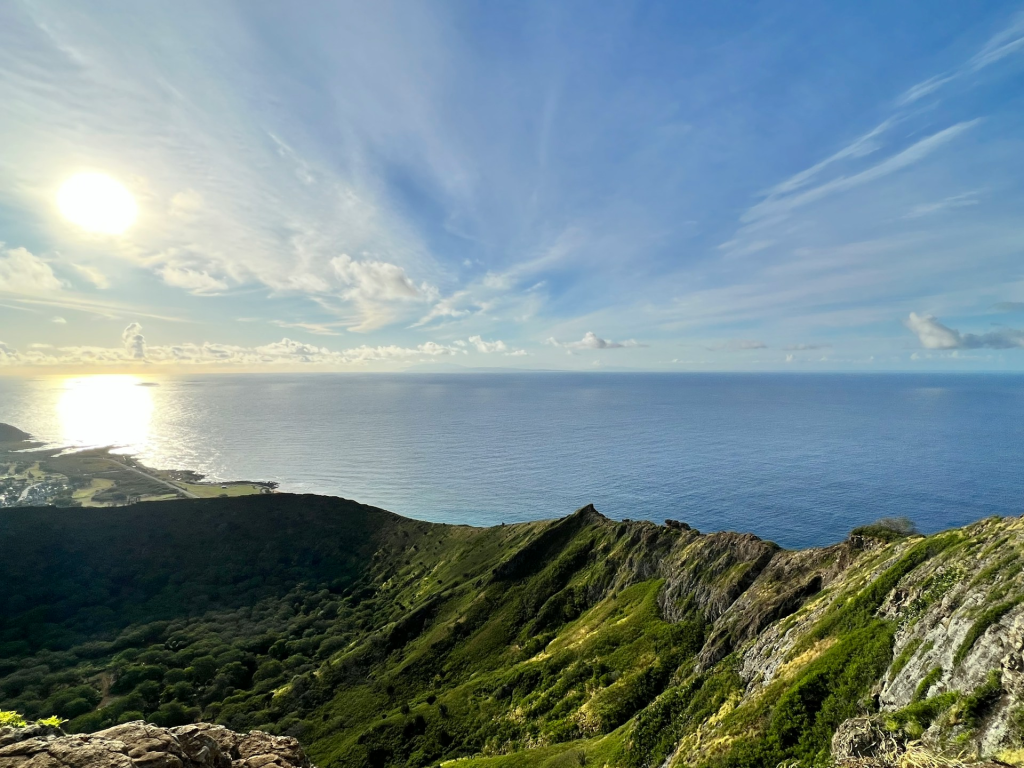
[1,372,1021,548]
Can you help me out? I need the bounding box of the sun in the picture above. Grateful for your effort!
[58,172,138,234]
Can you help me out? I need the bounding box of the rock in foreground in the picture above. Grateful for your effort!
[0,721,314,768]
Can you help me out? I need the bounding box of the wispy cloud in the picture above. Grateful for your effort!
[159,265,229,295]
[70,263,110,289]
[969,12,1024,70]
[741,121,979,226]
[903,191,981,219]
[898,12,1024,105]
[897,75,956,106]
[271,320,344,336]
[3,5,1024,370]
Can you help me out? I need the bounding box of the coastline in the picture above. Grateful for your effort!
[0,422,276,508]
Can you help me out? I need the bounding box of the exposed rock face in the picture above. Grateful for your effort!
[0,722,313,768]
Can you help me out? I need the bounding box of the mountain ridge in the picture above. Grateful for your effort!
[1,495,1022,768]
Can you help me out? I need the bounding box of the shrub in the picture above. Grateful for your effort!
[0,711,27,728]
[961,671,1003,728]
[913,667,942,702]
[852,518,919,542]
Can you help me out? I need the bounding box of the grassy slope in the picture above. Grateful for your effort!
[1,496,1022,768]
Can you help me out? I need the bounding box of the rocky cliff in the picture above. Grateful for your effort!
[1,496,1022,768]
[0,721,313,768]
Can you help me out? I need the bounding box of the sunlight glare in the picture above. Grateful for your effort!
[57,173,138,234]
[58,375,153,452]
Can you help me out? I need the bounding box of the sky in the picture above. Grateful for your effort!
[1,0,1024,372]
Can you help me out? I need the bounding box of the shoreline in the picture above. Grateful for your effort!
[0,422,276,508]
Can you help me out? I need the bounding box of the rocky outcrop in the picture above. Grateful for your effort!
[0,424,31,444]
[0,722,313,768]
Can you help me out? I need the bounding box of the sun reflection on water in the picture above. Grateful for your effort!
[57,375,154,452]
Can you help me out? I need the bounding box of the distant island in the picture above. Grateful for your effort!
[0,423,276,508]
[1,490,1022,768]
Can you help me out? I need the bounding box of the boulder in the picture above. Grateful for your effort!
[0,723,312,768]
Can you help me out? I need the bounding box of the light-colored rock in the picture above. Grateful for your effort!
[0,723,312,768]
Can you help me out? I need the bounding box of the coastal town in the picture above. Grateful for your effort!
[0,422,275,508]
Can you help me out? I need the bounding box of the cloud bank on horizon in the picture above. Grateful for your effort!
[2,1,1024,371]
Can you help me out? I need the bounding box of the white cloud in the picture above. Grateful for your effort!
[906,312,1024,349]
[468,335,507,353]
[159,265,229,295]
[330,254,430,331]
[467,335,527,356]
[0,246,65,295]
[51,316,66,324]
[546,331,645,350]
[3,322,467,369]
[122,322,147,359]
[331,254,421,301]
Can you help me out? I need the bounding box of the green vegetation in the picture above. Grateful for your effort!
[883,670,1004,744]
[809,533,959,643]
[0,711,27,728]
[0,710,65,728]
[851,517,919,543]
[889,637,923,681]
[953,599,1021,666]
[913,667,942,703]
[1,496,1022,768]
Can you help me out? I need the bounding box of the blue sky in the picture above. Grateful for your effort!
[1,0,1024,371]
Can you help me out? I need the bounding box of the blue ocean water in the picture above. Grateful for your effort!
[1,373,1021,548]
